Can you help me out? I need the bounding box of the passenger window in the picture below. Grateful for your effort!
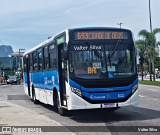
[33,51,38,71]
[30,53,33,71]
[23,57,27,72]
[49,44,57,69]
[43,46,49,70]
[38,49,43,71]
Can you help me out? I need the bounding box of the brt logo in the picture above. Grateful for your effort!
[88,67,97,74]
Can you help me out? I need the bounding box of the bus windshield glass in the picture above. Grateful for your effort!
[69,42,136,79]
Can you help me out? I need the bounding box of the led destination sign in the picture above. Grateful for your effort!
[74,31,128,40]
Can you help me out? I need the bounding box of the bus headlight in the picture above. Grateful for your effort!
[71,87,82,97]
[132,84,138,94]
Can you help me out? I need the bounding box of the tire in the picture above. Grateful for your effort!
[32,88,39,104]
[56,93,68,116]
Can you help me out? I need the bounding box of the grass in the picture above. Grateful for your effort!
[139,80,160,87]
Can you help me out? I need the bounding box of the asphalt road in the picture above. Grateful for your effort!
[0,84,160,135]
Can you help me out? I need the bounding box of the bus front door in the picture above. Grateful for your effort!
[58,45,67,107]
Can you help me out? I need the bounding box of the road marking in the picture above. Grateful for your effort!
[148,89,159,92]
[139,95,145,97]
[0,85,9,88]
[140,84,160,88]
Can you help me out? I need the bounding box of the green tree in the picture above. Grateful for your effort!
[155,57,160,69]
[136,40,146,81]
[137,28,160,81]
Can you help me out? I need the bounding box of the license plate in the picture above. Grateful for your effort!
[102,103,117,108]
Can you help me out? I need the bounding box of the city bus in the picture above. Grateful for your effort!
[23,27,138,115]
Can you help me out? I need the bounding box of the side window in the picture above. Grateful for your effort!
[23,57,27,72]
[33,51,38,71]
[38,49,43,71]
[30,53,33,71]
[49,44,57,69]
[43,46,49,70]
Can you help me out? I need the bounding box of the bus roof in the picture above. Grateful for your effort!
[23,27,132,56]
[23,30,67,56]
[23,36,54,56]
[68,27,131,31]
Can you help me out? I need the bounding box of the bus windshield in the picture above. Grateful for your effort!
[69,42,136,79]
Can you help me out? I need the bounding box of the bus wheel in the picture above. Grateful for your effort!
[32,88,38,104]
[57,93,68,116]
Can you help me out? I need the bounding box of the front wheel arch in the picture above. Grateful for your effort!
[53,88,68,116]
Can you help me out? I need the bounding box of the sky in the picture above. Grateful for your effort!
[0,0,160,52]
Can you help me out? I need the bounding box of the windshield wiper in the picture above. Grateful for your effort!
[94,50,103,59]
[108,40,121,67]
[85,41,103,59]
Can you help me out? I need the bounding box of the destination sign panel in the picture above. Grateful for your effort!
[74,31,128,40]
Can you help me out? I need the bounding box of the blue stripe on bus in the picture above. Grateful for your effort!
[69,79,81,89]
[132,77,138,86]
[69,77,138,92]
[69,77,138,101]
[24,70,59,91]
[82,90,131,101]
[23,72,27,84]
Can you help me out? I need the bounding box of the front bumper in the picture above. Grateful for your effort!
[67,88,139,110]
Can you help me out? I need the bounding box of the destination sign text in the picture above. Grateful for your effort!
[74,31,128,40]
